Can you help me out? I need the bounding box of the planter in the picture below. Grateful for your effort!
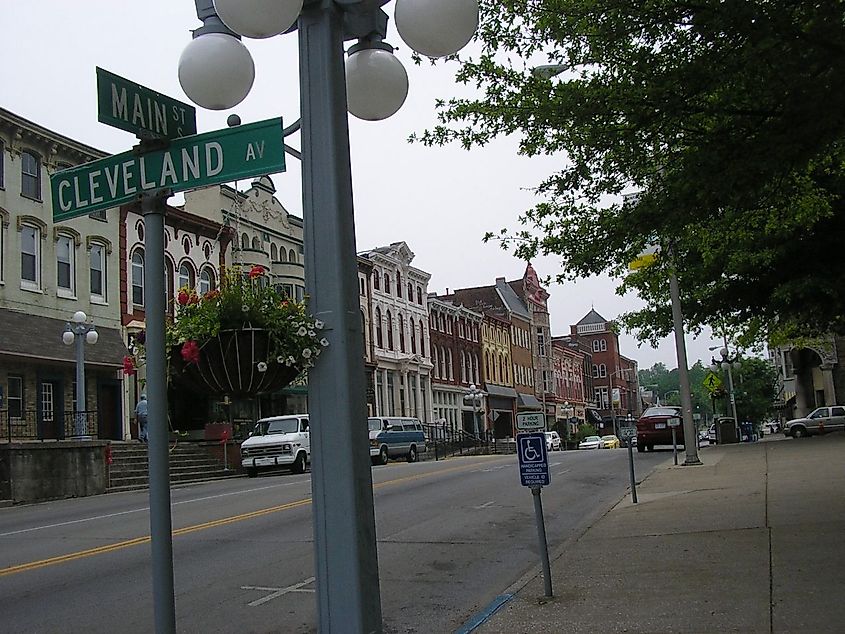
[170,328,301,397]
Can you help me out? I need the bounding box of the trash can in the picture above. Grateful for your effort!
[717,417,739,444]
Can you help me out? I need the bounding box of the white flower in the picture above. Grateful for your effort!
[241,304,249,312]
[276,356,285,364]
[302,348,312,359]
[286,356,295,366]
[320,338,329,347]
[256,361,268,373]
[314,320,324,329]
[297,326,308,337]
[314,348,321,357]
[309,330,315,337]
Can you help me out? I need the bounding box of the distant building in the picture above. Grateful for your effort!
[770,336,845,421]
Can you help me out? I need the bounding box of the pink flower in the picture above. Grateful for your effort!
[181,340,201,365]
[249,265,264,279]
[122,355,136,376]
[177,290,190,306]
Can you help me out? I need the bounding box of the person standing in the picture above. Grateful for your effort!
[135,393,149,443]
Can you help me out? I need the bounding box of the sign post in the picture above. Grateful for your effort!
[668,416,681,465]
[619,425,638,504]
[517,432,553,598]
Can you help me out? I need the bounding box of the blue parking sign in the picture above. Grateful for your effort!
[517,432,550,487]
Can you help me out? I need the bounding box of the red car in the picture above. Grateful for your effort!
[636,406,683,452]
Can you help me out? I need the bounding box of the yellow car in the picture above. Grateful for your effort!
[600,435,621,449]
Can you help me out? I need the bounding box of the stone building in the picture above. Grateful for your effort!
[771,336,845,421]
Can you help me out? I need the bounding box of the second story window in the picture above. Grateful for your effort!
[20,224,40,289]
[131,249,145,307]
[375,307,383,348]
[199,267,216,295]
[373,270,380,290]
[383,273,391,295]
[537,327,547,357]
[387,311,394,350]
[396,272,402,298]
[90,243,106,302]
[417,286,423,305]
[178,262,195,289]
[399,314,406,352]
[21,151,41,200]
[56,234,75,296]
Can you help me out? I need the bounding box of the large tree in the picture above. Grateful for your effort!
[417,1,845,346]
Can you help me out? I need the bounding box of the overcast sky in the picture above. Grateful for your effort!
[3,1,723,370]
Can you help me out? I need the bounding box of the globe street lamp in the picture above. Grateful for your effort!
[464,383,485,439]
[710,343,741,425]
[62,310,98,437]
[178,2,478,633]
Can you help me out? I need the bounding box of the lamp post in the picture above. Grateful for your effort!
[62,310,98,437]
[624,412,638,503]
[465,383,485,439]
[178,2,478,632]
[710,340,741,425]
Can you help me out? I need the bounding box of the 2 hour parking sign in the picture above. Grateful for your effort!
[517,432,551,487]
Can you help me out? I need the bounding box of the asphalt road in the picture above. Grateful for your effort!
[0,447,669,633]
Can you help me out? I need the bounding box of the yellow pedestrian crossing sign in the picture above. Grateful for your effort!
[703,371,723,394]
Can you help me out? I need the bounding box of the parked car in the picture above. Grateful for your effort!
[578,435,603,450]
[601,435,621,449]
[240,414,310,477]
[783,406,845,438]
[544,431,562,451]
[636,406,683,452]
[368,417,426,464]
[708,424,716,444]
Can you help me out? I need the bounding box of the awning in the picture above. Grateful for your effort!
[517,393,542,409]
[485,384,518,399]
[585,408,604,425]
[0,308,127,368]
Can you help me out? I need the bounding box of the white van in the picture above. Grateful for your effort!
[240,414,309,477]
[367,417,426,465]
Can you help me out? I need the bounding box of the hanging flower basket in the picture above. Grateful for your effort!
[169,328,302,397]
[125,265,328,398]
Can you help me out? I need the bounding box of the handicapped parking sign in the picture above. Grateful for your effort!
[517,432,550,487]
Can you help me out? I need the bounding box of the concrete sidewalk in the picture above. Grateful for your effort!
[474,434,845,633]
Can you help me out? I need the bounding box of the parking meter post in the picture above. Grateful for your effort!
[531,486,554,598]
[672,428,678,466]
[627,439,638,504]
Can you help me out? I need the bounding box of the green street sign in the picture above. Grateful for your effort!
[51,118,285,222]
[96,67,197,140]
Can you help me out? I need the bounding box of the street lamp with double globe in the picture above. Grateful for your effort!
[465,382,485,439]
[61,311,98,438]
[176,2,478,633]
[710,345,742,424]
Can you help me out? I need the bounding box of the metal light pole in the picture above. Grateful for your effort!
[624,413,638,503]
[466,383,484,438]
[62,311,98,437]
[710,337,741,425]
[178,2,479,632]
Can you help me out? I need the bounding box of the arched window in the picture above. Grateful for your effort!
[419,326,425,357]
[178,262,195,289]
[241,233,249,249]
[288,248,296,263]
[252,236,261,250]
[386,311,394,350]
[407,282,413,300]
[399,314,406,352]
[473,354,480,383]
[375,307,383,348]
[439,313,445,331]
[199,267,216,294]
[592,339,600,352]
[600,338,607,351]
[447,349,453,380]
[440,346,447,379]
[271,243,278,260]
[373,270,380,290]
[278,247,288,262]
[131,249,145,307]
[485,352,491,378]
[599,363,607,378]
[410,318,417,353]
[416,286,423,305]
[165,258,175,315]
[592,364,599,378]
[383,273,391,295]
[460,351,467,383]
[396,272,402,298]
[432,347,439,379]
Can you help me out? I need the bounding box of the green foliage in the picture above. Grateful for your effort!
[576,423,597,441]
[724,357,778,423]
[416,0,845,346]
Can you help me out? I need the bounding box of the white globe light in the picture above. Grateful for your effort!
[395,0,478,58]
[86,330,99,345]
[213,0,302,39]
[719,347,728,358]
[73,311,87,323]
[345,48,408,121]
[62,330,75,346]
[178,33,255,110]
[721,361,730,371]
[710,363,719,373]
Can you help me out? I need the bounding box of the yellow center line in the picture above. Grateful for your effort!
[0,455,511,577]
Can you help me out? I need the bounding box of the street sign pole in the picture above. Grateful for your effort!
[531,485,553,598]
[141,188,176,634]
[627,438,638,504]
[672,427,678,465]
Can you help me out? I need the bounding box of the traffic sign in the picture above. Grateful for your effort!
[619,426,637,440]
[97,68,196,140]
[51,117,285,222]
[703,371,723,394]
[516,411,545,431]
[517,432,550,487]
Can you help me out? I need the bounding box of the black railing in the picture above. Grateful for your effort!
[422,422,514,460]
[1,410,99,442]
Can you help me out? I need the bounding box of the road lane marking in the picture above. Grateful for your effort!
[473,501,495,509]
[242,576,316,606]
[557,468,571,476]
[0,456,511,577]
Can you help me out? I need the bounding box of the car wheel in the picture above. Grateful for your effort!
[636,444,644,453]
[407,445,418,463]
[792,427,806,438]
[291,451,307,474]
[648,445,655,452]
[379,446,389,465]
[246,467,258,478]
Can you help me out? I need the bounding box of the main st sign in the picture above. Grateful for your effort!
[51,117,284,222]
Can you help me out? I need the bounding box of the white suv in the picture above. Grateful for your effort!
[544,431,562,451]
[240,415,310,477]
